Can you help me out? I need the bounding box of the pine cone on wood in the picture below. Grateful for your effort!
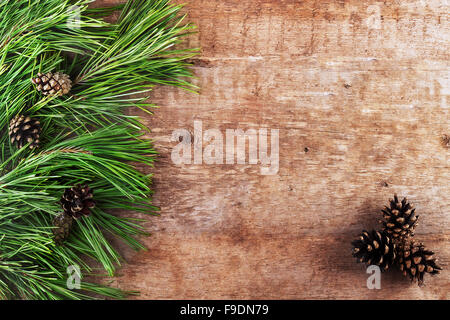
[352,230,396,271]
[398,241,442,286]
[381,194,419,241]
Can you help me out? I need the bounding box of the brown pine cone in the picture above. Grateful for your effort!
[32,72,72,96]
[397,241,442,286]
[53,212,73,245]
[352,229,396,271]
[9,115,41,149]
[381,194,419,241]
[61,184,95,219]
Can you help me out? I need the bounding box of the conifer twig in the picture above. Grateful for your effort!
[0,0,196,299]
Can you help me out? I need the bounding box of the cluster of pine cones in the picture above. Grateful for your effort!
[8,72,72,150]
[352,195,442,286]
[7,71,93,245]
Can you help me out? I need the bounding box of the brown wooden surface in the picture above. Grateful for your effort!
[95,0,449,299]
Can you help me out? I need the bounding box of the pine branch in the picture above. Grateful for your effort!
[0,0,197,299]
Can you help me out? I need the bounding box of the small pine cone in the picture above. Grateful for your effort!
[398,241,442,286]
[31,72,72,96]
[381,194,419,241]
[61,184,95,219]
[53,212,73,245]
[352,230,396,271]
[9,115,41,149]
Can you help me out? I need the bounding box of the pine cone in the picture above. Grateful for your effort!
[381,194,418,241]
[9,115,41,149]
[53,212,73,245]
[61,184,95,219]
[398,241,442,286]
[31,72,72,96]
[352,230,396,271]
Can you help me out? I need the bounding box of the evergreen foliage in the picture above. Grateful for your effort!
[0,0,197,299]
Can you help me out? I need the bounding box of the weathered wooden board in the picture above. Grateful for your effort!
[95,0,449,299]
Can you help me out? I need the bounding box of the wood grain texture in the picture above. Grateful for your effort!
[95,0,449,299]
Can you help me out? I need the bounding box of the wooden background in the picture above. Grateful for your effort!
[95,0,449,299]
